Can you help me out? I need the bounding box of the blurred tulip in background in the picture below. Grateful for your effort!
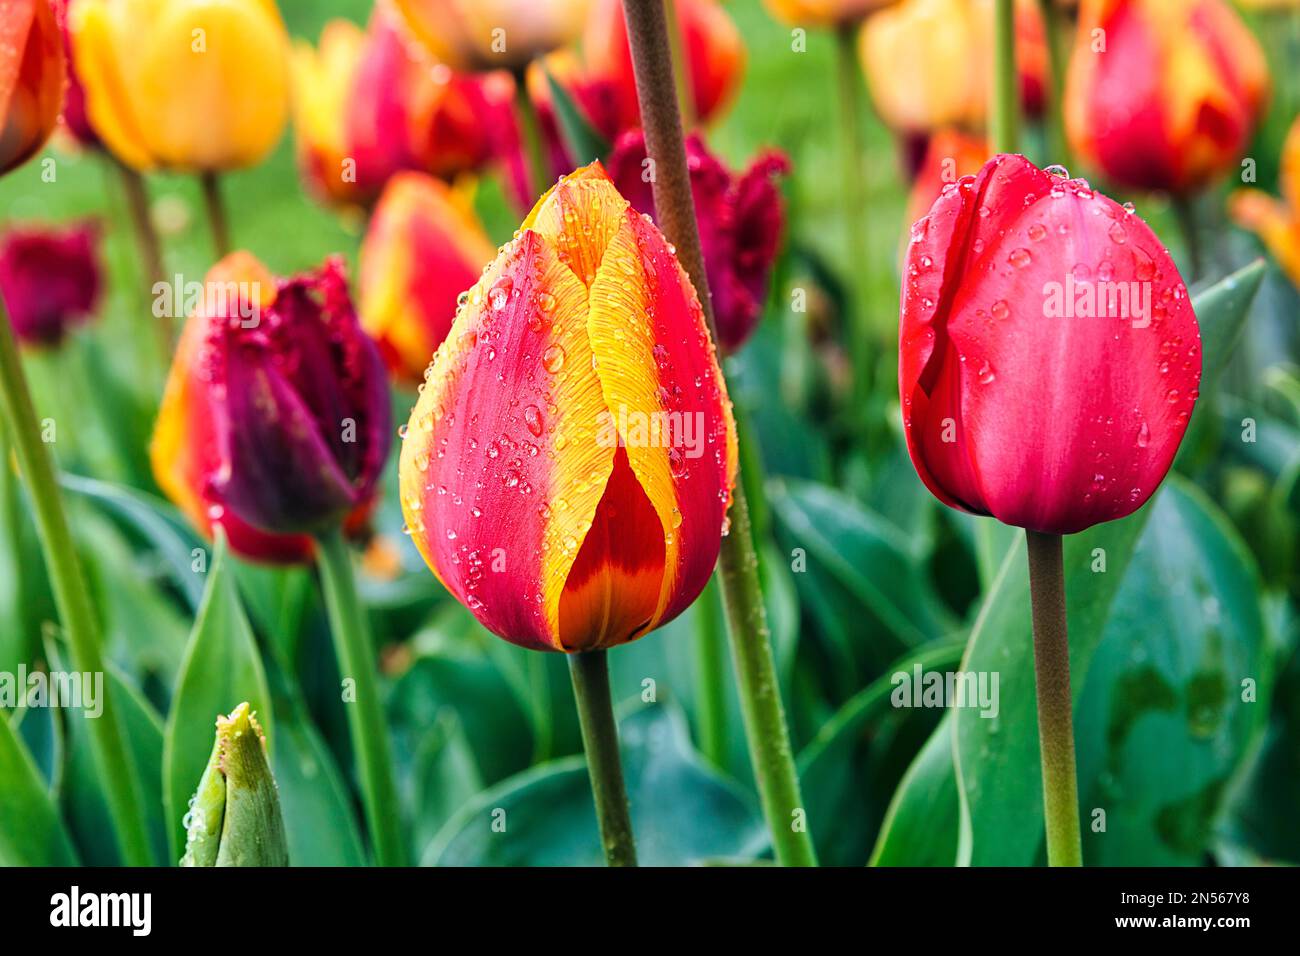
[0,222,103,347]
[1230,115,1300,289]
[0,0,64,175]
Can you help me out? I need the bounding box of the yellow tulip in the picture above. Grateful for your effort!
[1230,116,1300,289]
[763,0,899,28]
[70,0,291,172]
[391,0,589,73]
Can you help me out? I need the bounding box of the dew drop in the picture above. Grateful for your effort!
[542,344,566,373]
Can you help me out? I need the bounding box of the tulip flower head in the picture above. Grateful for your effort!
[70,0,291,172]
[763,0,899,28]
[0,0,64,175]
[900,155,1201,535]
[1230,115,1300,289]
[581,0,745,138]
[399,162,738,653]
[153,253,392,563]
[1065,0,1268,195]
[391,0,590,73]
[606,130,790,353]
[360,172,496,386]
[0,222,103,347]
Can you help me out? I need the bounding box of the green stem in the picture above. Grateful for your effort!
[199,172,231,258]
[619,0,817,866]
[1037,0,1071,167]
[568,650,638,866]
[1025,530,1082,867]
[314,527,404,866]
[513,67,551,199]
[693,572,727,768]
[115,160,172,356]
[0,295,152,866]
[527,651,553,762]
[1173,195,1204,281]
[834,24,873,404]
[992,0,1019,154]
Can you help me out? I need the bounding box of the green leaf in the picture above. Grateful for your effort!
[798,640,965,866]
[423,702,765,866]
[163,532,274,864]
[411,711,484,858]
[0,710,79,865]
[1074,479,1268,865]
[543,65,611,167]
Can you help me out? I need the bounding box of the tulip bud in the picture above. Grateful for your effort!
[0,222,102,348]
[1229,115,1300,290]
[69,0,291,172]
[181,703,288,867]
[152,253,392,562]
[399,161,738,652]
[0,0,64,175]
[762,0,899,28]
[360,172,496,387]
[900,155,1200,535]
[1065,0,1268,195]
[581,0,745,138]
[606,130,789,353]
[859,0,1047,136]
[391,0,589,73]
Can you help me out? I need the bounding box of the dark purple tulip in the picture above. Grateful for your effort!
[606,129,789,352]
[0,222,102,347]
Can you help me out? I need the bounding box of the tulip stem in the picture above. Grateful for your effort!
[694,571,728,768]
[115,161,173,352]
[314,527,405,867]
[0,294,153,866]
[513,67,551,199]
[833,23,874,405]
[199,173,232,259]
[1025,530,1083,867]
[992,0,1019,153]
[568,650,638,867]
[1173,195,1204,281]
[620,0,817,866]
[1037,0,1072,168]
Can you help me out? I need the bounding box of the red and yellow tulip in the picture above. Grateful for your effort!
[1065,0,1268,194]
[360,172,496,386]
[69,0,291,172]
[1230,116,1300,289]
[0,0,64,175]
[399,162,738,653]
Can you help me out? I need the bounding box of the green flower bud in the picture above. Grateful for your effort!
[181,702,289,867]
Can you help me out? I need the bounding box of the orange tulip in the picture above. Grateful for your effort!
[360,172,496,386]
[0,0,64,175]
[581,0,744,137]
[859,0,1047,135]
[390,0,589,73]
[398,162,737,652]
[1230,116,1300,288]
[1065,0,1268,194]
[763,0,898,28]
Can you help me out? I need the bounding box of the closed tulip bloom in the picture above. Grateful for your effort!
[763,0,898,28]
[152,253,391,562]
[859,0,1046,135]
[1065,0,1268,195]
[606,130,789,352]
[399,161,738,652]
[0,222,102,347]
[582,0,744,137]
[1229,116,1300,288]
[69,0,291,172]
[391,0,589,73]
[360,172,495,386]
[0,0,64,175]
[900,155,1200,535]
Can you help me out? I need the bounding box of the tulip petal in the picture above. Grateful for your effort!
[400,230,614,651]
[67,0,154,169]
